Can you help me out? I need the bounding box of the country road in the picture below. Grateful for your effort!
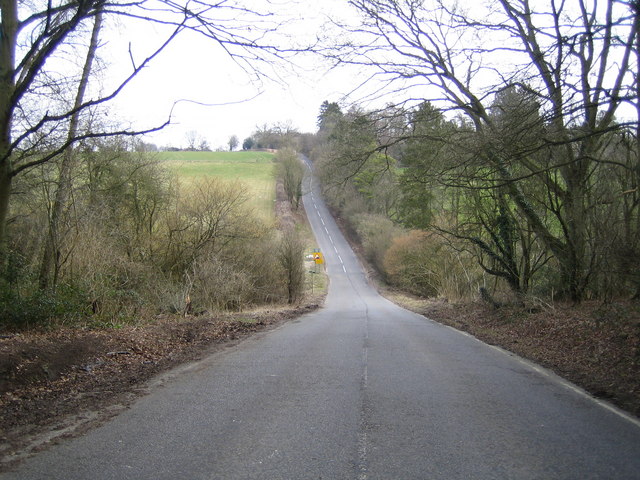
[3,158,640,479]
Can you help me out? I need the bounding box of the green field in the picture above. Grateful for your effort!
[160,151,276,221]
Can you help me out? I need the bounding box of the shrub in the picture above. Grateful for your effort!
[352,213,404,277]
[0,282,89,330]
[384,231,480,300]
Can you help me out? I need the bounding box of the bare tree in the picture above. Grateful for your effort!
[163,178,254,275]
[276,148,304,209]
[185,130,201,151]
[228,134,239,152]
[276,228,305,304]
[0,0,303,264]
[199,139,211,152]
[38,8,104,290]
[327,0,639,301]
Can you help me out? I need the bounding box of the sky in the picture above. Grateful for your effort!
[105,1,360,150]
[100,0,637,150]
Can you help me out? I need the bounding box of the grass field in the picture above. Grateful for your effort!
[159,151,276,221]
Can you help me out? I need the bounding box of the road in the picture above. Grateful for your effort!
[3,158,640,479]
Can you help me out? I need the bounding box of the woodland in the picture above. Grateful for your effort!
[309,0,640,306]
[0,0,313,329]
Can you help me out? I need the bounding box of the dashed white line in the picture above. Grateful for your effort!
[358,331,369,480]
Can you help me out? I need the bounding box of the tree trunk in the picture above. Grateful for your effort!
[635,3,640,299]
[0,0,17,267]
[0,162,12,266]
[38,9,103,290]
[561,172,588,302]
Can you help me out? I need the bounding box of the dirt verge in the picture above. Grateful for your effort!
[0,305,319,469]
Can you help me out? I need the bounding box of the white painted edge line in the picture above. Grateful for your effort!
[438,322,640,429]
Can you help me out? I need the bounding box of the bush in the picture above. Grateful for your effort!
[180,229,290,312]
[383,231,440,297]
[352,213,404,277]
[0,282,89,330]
[188,255,255,311]
[384,231,480,300]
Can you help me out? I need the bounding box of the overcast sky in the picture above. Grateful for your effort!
[105,1,360,150]
[100,0,637,150]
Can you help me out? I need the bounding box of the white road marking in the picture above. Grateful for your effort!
[439,323,640,430]
[358,342,369,480]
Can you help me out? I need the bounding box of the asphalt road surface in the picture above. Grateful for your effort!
[3,158,640,479]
